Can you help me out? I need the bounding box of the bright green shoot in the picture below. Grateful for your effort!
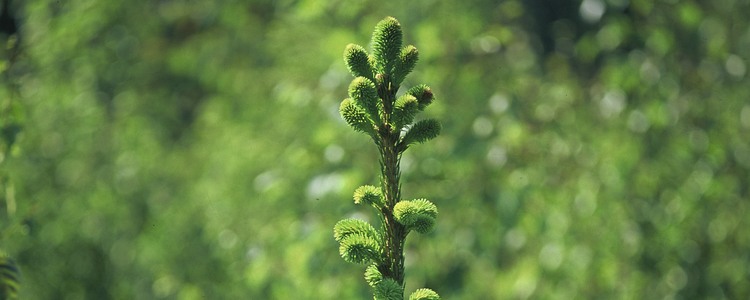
[333,17,441,300]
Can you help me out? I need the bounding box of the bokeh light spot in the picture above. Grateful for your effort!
[580,0,606,23]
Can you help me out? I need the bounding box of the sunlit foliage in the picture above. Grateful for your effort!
[0,0,748,299]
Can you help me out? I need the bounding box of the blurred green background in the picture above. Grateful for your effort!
[1,0,749,299]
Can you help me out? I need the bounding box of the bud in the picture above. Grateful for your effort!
[391,94,419,131]
[344,44,374,79]
[339,233,381,264]
[364,264,383,288]
[372,17,403,74]
[340,98,375,136]
[393,199,438,234]
[407,84,434,110]
[393,45,419,87]
[409,288,441,300]
[400,119,441,149]
[353,185,383,207]
[348,77,380,123]
[374,278,404,300]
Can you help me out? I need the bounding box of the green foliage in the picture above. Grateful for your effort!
[391,95,419,131]
[393,199,438,234]
[2,1,749,299]
[409,288,440,300]
[344,44,375,80]
[399,119,441,150]
[340,98,377,137]
[364,264,383,288]
[393,45,418,87]
[371,17,403,74]
[353,185,384,207]
[334,218,381,243]
[374,278,403,300]
[0,255,19,300]
[334,16,441,299]
[348,77,381,123]
[338,233,382,264]
[406,84,434,111]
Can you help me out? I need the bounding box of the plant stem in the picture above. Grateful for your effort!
[380,132,405,285]
[378,79,407,288]
[337,17,441,299]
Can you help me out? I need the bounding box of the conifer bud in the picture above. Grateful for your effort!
[407,84,434,110]
[333,218,380,243]
[409,288,441,300]
[391,94,419,131]
[372,17,403,74]
[340,98,375,136]
[393,199,438,234]
[400,119,441,148]
[393,45,418,86]
[339,234,381,264]
[334,219,381,264]
[348,77,380,123]
[354,185,383,207]
[344,44,374,79]
[374,278,403,300]
[364,264,383,288]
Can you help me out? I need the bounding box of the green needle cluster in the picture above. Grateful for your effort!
[333,17,441,300]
